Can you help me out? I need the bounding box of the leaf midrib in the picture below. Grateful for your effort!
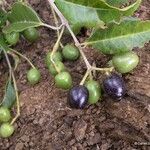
[87,29,150,45]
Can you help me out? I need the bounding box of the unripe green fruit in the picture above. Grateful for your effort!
[46,51,63,66]
[0,123,14,138]
[85,80,101,104]
[0,107,11,123]
[27,68,41,85]
[62,45,80,61]
[5,32,19,45]
[48,61,65,76]
[55,71,72,90]
[23,27,39,42]
[112,52,139,73]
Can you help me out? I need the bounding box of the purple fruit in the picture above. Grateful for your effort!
[103,74,126,100]
[68,85,89,109]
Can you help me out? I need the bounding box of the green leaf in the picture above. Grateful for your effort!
[85,20,150,54]
[0,9,7,27]
[1,79,16,109]
[4,22,41,34]
[3,2,43,34]
[55,0,141,29]
[106,0,128,6]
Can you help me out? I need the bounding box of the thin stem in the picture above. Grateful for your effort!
[42,23,63,31]
[80,66,114,85]
[7,51,20,71]
[80,70,91,85]
[48,0,91,70]
[3,50,12,78]
[50,26,65,73]
[92,66,114,72]
[67,25,91,69]
[50,5,64,48]
[11,49,36,69]
[10,71,20,125]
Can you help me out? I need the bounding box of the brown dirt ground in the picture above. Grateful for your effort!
[0,0,150,150]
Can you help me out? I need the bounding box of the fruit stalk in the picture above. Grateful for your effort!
[11,49,36,69]
[42,22,64,31]
[10,70,20,125]
[50,26,65,73]
[80,69,91,85]
[50,5,64,48]
[2,49,12,79]
[92,66,114,73]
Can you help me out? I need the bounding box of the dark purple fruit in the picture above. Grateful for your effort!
[103,74,126,100]
[68,85,89,109]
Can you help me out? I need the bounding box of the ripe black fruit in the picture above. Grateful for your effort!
[103,74,126,99]
[68,85,89,109]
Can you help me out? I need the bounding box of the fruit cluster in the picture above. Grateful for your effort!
[4,27,42,86]
[5,27,41,83]
[43,44,139,109]
[45,44,80,90]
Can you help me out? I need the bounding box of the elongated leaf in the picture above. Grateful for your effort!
[85,20,150,54]
[1,79,16,109]
[106,0,128,6]
[3,2,43,33]
[55,0,141,29]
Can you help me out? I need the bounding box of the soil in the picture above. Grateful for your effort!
[0,0,150,150]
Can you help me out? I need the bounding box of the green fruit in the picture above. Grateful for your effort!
[23,27,39,42]
[0,107,11,123]
[46,51,63,66]
[48,61,66,76]
[5,32,19,45]
[27,68,41,85]
[112,52,139,74]
[55,71,72,90]
[62,45,80,61]
[85,80,101,104]
[0,123,14,138]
